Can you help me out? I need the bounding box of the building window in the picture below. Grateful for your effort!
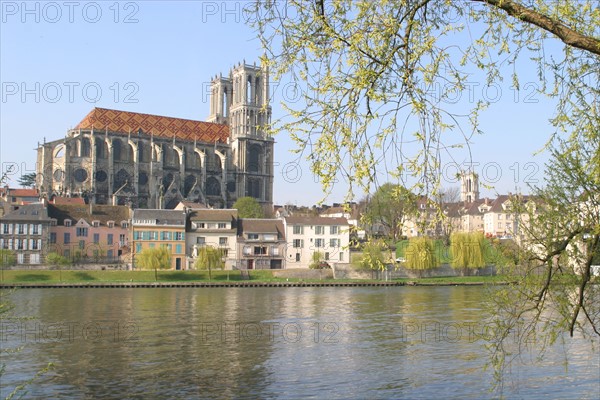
[2,224,8,234]
[121,222,129,229]
[65,220,72,227]
[49,232,56,244]
[315,226,324,235]
[136,243,142,253]
[272,247,280,256]
[119,234,126,246]
[31,224,39,235]
[325,252,330,261]
[93,221,100,227]
[107,250,113,259]
[293,239,304,248]
[498,222,502,229]
[219,237,228,246]
[64,233,71,244]
[16,239,24,250]
[76,227,88,237]
[176,244,182,254]
[93,233,100,244]
[339,252,344,261]
[175,232,184,241]
[17,224,25,235]
[315,238,325,248]
[107,221,114,228]
[330,226,338,234]
[248,233,259,240]
[218,223,226,229]
[330,238,339,248]
[254,246,267,255]
[30,254,40,264]
[295,253,301,262]
[197,237,205,245]
[107,234,113,245]
[293,225,303,234]
[31,240,39,250]
[161,231,172,240]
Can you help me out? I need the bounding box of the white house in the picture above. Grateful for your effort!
[186,209,238,269]
[283,216,350,268]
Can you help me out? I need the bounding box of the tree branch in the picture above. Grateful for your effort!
[476,0,600,55]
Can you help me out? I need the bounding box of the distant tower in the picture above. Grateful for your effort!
[461,172,479,203]
[207,60,274,209]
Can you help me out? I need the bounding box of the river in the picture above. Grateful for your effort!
[1,287,598,399]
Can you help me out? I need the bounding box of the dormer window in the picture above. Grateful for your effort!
[107,221,115,228]
[50,219,57,226]
[64,219,72,227]
[92,221,100,228]
[248,233,259,240]
[121,222,129,229]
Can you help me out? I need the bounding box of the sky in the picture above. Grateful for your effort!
[0,1,558,206]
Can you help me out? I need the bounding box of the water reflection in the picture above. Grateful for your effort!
[1,287,598,399]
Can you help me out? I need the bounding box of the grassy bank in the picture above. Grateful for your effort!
[0,269,511,285]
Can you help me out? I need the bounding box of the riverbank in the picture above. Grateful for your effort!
[0,269,512,287]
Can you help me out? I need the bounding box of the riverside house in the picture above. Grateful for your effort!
[186,208,238,269]
[131,209,186,270]
[47,204,130,263]
[0,202,51,265]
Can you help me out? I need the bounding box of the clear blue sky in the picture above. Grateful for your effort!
[1,1,556,205]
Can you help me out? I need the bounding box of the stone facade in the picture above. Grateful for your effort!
[36,61,274,211]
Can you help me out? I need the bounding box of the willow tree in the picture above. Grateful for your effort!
[450,232,487,275]
[137,247,172,281]
[194,246,224,280]
[250,0,600,387]
[404,237,438,277]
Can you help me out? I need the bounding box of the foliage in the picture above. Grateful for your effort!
[363,183,417,241]
[309,251,330,269]
[251,0,599,202]
[17,172,36,188]
[0,250,16,267]
[248,0,600,389]
[404,237,438,272]
[136,246,172,281]
[194,246,225,279]
[450,232,487,273]
[233,196,265,218]
[45,252,70,267]
[353,239,390,271]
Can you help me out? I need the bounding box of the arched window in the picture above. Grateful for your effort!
[113,140,122,161]
[95,140,108,159]
[81,138,91,157]
[206,177,220,196]
[247,76,252,104]
[248,144,261,173]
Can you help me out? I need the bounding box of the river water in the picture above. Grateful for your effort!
[1,287,598,399]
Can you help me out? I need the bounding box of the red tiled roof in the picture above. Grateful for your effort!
[3,188,39,197]
[51,196,86,205]
[74,108,229,143]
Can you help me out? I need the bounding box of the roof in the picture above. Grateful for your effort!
[238,219,285,239]
[284,216,349,226]
[1,188,39,198]
[1,203,49,222]
[51,196,86,205]
[132,209,186,226]
[48,204,130,226]
[74,107,229,144]
[189,209,238,222]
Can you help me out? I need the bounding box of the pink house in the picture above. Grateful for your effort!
[48,204,131,263]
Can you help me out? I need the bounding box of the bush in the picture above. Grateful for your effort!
[0,250,15,267]
[46,252,71,267]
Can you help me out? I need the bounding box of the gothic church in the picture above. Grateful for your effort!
[36,61,274,210]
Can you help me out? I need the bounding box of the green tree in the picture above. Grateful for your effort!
[309,251,328,269]
[137,246,172,281]
[233,196,265,218]
[17,172,36,188]
[404,237,438,277]
[364,183,417,241]
[353,239,391,272]
[251,1,599,387]
[194,246,224,280]
[0,250,15,267]
[450,232,486,275]
[46,252,71,282]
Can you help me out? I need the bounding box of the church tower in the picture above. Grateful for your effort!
[207,60,274,209]
[460,171,479,203]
